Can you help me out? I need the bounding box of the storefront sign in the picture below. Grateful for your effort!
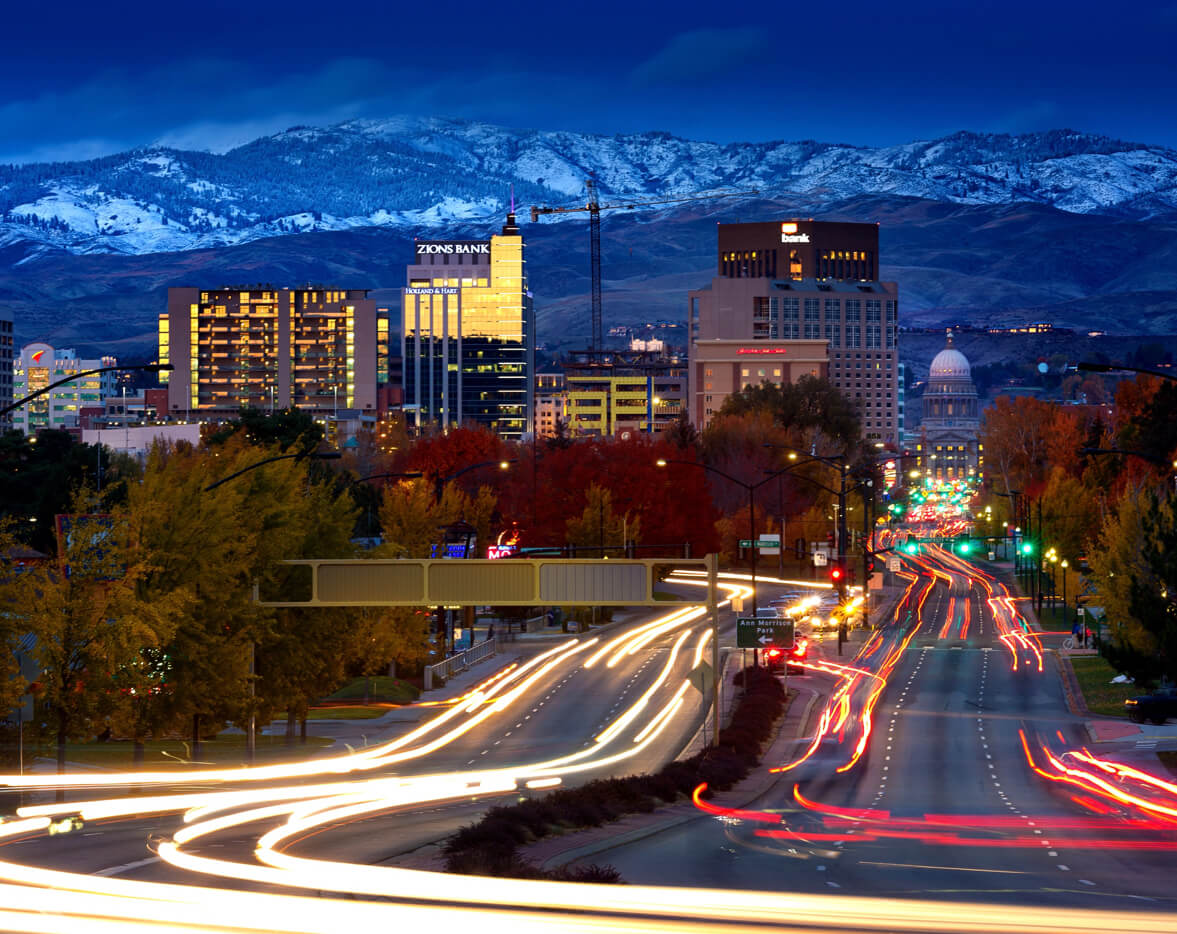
[405,287,459,295]
[780,222,810,244]
[736,348,789,354]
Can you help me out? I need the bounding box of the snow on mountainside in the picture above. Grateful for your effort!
[3,118,1177,259]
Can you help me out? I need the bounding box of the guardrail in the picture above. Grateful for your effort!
[423,637,503,691]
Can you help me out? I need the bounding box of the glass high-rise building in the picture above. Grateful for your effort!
[402,212,534,438]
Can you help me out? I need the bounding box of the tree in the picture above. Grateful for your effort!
[715,375,860,451]
[980,395,1056,497]
[1037,467,1100,559]
[11,491,183,779]
[565,485,640,557]
[1088,486,1176,685]
[204,406,325,453]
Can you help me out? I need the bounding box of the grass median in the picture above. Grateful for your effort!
[1069,654,1139,717]
[444,665,789,881]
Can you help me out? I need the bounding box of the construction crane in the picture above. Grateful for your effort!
[530,181,757,353]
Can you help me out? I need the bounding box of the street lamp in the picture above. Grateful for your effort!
[657,457,807,661]
[351,471,425,539]
[1,362,174,421]
[204,449,343,492]
[433,459,515,502]
[1060,558,1070,638]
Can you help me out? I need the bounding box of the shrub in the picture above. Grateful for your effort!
[443,665,787,880]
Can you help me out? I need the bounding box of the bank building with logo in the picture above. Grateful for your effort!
[402,211,534,439]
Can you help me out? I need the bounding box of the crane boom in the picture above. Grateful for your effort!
[530,184,757,352]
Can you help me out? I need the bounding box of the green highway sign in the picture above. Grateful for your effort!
[737,616,795,650]
[739,540,781,548]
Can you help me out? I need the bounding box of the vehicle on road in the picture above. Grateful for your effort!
[765,637,809,675]
[1124,686,1177,724]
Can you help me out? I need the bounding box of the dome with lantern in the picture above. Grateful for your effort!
[918,328,981,482]
[929,331,972,381]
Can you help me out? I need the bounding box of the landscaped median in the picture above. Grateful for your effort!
[1067,654,1141,717]
[443,666,789,880]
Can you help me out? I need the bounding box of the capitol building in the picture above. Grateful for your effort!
[914,330,981,481]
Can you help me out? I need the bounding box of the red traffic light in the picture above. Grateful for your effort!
[830,565,844,581]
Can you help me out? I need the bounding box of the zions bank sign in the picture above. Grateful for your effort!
[415,240,491,260]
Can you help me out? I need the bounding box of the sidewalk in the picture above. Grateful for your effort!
[266,607,667,752]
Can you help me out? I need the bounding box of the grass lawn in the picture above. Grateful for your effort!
[300,706,391,721]
[56,733,334,771]
[1069,655,1139,717]
[327,676,419,704]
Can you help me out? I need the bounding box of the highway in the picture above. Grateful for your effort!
[0,559,1175,932]
[589,547,1177,910]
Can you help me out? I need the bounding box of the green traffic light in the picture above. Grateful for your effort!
[1021,543,1034,555]
[904,543,919,555]
[958,541,971,554]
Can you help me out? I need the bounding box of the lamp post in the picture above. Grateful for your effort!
[351,471,425,540]
[433,459,515,502]
[657,458,807,664]
[1061,558,1070,638]
[204,449,343,492]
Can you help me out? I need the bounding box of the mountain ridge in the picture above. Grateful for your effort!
[4,119,1177,262]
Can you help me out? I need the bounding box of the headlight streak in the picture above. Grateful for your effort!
[9,566,1169,933]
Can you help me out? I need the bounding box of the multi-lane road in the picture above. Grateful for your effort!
[595,547,1177,910]
[0,552,1175,932]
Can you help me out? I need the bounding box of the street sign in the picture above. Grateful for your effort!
[688,661,715,697]
[886,556,901,572]
[813,552,828,567]
[739,539,780,549]
[759,533,781,555]
[737,617,795,650]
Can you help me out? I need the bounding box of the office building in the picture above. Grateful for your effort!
[534,372,566,439]
[402,212,534,439]
[561,352,686,438]
[160,286,377,419]
[914,330,981,480]
[0,309,12,428]
[12,344,117,434]
[688,219,900,442]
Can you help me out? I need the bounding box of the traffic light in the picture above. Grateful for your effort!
[903,542,919,555]
[830,563,844,584]
[1021,542,1034,556]
[957,540,972,554]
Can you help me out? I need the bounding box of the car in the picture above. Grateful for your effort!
[1124,686,1177,724]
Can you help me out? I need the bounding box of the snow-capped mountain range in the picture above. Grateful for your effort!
[4,118,1177,260]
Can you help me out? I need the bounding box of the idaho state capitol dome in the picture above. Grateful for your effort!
[928,343,971,380]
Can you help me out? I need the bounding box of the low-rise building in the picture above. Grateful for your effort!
[12,343,117,434]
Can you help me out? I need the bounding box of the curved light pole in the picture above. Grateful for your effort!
[1,362,173,422]
[204,450,343,492]
[350,471,425,540]
[657,458,808,663]
[433,459,516,502]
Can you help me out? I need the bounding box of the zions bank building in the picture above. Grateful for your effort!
[402,211,534,439]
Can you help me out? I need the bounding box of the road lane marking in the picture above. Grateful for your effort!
[860,861,1033,875]
[95,856,160,877]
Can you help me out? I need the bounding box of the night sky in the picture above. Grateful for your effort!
[3,0,1176,164]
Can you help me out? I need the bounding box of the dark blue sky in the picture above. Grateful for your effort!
[3,0,1176,163]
